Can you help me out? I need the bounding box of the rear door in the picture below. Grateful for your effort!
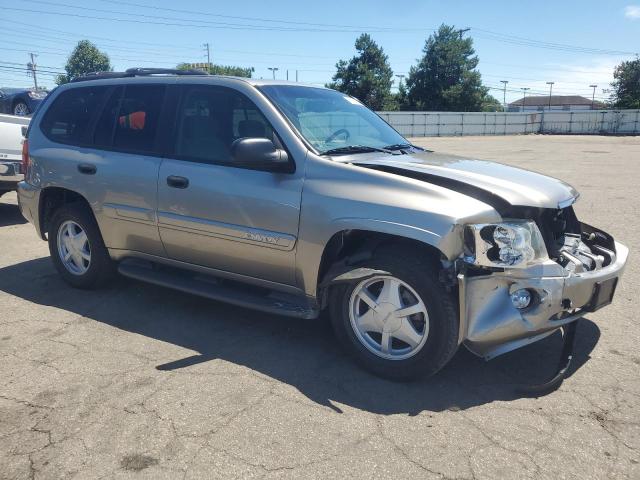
[156,84,303,286]
[38,83,167,256]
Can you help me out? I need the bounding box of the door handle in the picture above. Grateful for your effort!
[77,163,97,175]
[166,175,189,189]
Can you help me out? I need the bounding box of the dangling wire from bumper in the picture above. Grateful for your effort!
[518,320,579,396]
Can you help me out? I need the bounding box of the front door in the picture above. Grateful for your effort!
[156,84,303,287]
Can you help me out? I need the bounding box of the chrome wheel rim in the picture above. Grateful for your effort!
[13,103,28,116]
[348,275,429,360]
[57,220,91,275]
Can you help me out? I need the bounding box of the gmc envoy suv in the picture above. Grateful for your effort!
[17,68,628,381]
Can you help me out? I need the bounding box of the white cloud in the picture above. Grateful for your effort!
[624,5,640,19]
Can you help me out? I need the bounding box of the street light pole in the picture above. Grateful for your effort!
[500,80,508,111]
[589,84,598,110]
[546,81,554,111]
[521,87,530,112]
[268,67,279,80]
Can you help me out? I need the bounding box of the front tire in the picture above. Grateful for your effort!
[13,101,29,116]
[48,203,115,289]
[329,249,459,380]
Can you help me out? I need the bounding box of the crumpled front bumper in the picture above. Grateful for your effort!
[458,236,628,360]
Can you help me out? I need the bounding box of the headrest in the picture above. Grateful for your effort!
[238,119,266,138]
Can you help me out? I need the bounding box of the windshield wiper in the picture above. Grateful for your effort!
[321,145,395,156]
[382,143,422,152]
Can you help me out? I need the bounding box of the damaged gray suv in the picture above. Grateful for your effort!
[18,68,628,381]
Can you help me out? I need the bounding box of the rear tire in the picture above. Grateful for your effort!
[48,203,115,289]
[329,248,459,380]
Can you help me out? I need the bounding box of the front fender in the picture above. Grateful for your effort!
[330,217,445,249]
[295,154,501,297]
[296,217,464,298]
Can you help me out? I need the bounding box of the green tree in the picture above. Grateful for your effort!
[481,94,503,112]
[177,63,254,78]
[394,80,409,110]
[55,40,112,85]
[611,57,640,109]
[327,34,394,110]
[405,25,490,111]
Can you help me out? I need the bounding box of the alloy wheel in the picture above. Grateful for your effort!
[348,275,429,360]
[57,220,91,275]
[13,103,29,116]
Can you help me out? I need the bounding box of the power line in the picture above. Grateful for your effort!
[0,18,200,51]
[10,3,403,33]
[473,29,635,56]
[0,60,64,72]
[15,0,636,56]
[94,0,412,31]
[0,22,341,60]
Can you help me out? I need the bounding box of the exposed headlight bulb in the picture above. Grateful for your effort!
[493,225,535,266]
[510,288,532,309]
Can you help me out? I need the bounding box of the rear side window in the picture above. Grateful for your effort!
[93,86,123,147]
[112,85,165,153]
[40,86,108,145]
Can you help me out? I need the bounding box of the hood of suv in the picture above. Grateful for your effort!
[350,151,579,211]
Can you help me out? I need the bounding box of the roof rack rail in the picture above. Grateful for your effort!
[70,67,209,83]
[125,67,208,76]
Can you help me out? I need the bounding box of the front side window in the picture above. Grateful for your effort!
[174,85,274,165]
[40,86,109,144]
[258,85,406,154]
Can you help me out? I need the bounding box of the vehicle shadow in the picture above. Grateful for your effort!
[0,201,27,227]
[0,257,601,415]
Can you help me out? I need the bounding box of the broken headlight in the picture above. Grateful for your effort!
[464,221,548,268]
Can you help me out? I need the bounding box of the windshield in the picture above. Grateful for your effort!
[259,85,407,154]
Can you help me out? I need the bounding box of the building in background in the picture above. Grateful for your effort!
[508,95,606,112]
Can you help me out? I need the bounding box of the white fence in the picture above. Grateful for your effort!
[377,109,640,137]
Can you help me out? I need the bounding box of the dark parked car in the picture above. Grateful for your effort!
[0,87,48,116]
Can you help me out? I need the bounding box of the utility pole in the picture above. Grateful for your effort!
[28,53,38,90]
[203,43,211,68]
[395,74,405,89]
[521,87,530,112]
[546,82,554,111]
[295,70,298,82]
[286,69,289,81]
[589,84,598,109]
[500,80,508,111]
[267,67,279,79]
[456,28,470,39]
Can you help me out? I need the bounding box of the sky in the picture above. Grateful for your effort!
[0,0,638,104]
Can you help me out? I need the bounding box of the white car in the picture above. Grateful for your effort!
[0,113,29,198]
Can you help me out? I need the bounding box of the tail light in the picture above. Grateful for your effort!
[21,139,29,175]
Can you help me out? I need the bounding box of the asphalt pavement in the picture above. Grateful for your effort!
[1,134,638,479]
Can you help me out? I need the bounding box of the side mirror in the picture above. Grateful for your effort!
[230,138,292,173]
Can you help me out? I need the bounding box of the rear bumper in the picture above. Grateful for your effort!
[0,161,23,189]
[16,181,42,237]
[459,237,628,359]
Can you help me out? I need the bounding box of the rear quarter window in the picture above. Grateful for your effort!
[40,86,109,145]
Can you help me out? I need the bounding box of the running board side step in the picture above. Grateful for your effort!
[117,260,319,320]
